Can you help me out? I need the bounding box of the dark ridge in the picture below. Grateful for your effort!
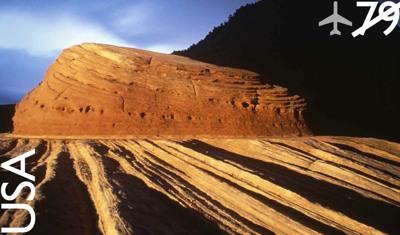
[89,142,231,235]
[0,104,15,133]
[156,141,344,234]
[142,149,186,175]
[0,139,17,155]
[30,140,49,186]
[174,0,400,142]
[328,142,400,168]
[143,149,274,235]
[91,142,271,234]
[26,140,48,165]
[270,141,400,191]
[32,164,47,187]
[32,151,101,235]
[181,140,400,234]
[199,166,345,234]
[267,141,316,161]
[306,141,400,181]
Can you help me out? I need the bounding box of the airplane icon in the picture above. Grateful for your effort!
[319,1,352,36]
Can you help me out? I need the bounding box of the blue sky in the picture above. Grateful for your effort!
[0,0,255,104]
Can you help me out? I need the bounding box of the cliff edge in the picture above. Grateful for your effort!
[13,43,308,136]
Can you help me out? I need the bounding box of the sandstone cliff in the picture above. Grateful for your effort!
[13,43,308,136]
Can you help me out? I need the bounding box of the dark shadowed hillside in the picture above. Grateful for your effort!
[0,104,15,132]
[174,0,400,141]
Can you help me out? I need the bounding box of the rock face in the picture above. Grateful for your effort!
[1,137,399,234]
[13,43,308,136]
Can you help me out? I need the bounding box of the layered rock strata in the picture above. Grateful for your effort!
[13,43,308,136]
[1,137,399,234]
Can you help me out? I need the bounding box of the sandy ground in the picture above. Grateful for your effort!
[0,136,399,234]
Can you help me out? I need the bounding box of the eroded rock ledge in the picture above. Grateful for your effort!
[13,43,308,136]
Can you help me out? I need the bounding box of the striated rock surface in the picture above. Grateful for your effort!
[13,43,308,136]
[1,137,399,234]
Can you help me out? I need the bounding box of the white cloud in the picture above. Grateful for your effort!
[0,10,134,57]
[111,3,152,36]
[144,44,187,54]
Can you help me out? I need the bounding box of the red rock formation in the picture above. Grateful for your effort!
[13,43,308,136]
